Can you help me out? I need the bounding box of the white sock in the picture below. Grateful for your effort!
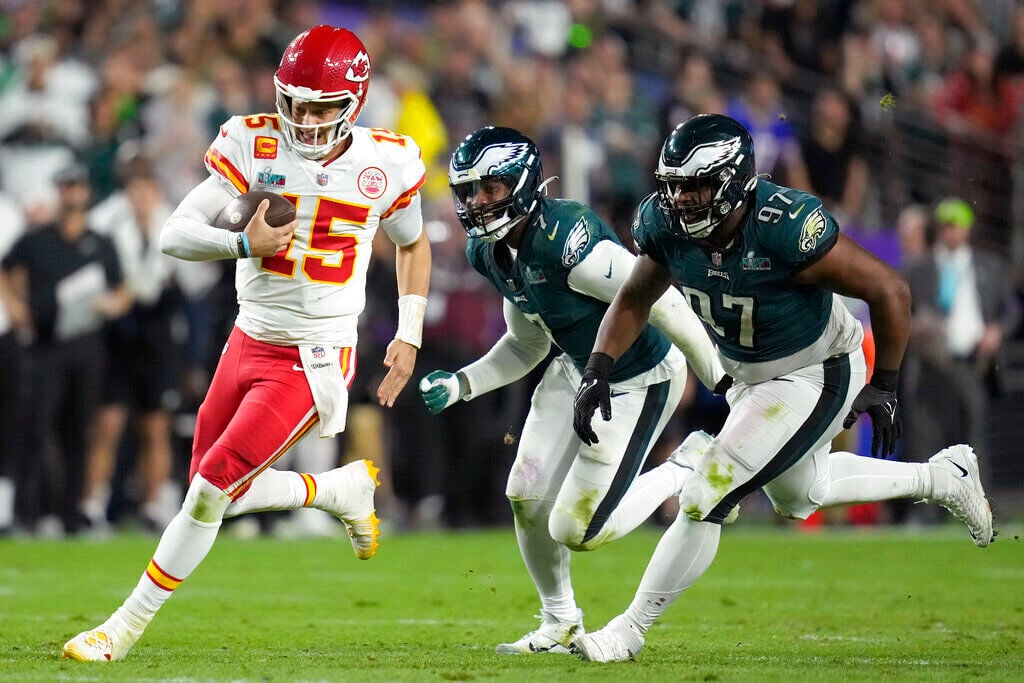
[816,452,931,508]
[223,468,314,518]
[512,499,578,623]
[575,463,688,550]
[116,477,230,633]
[624,516,721,632]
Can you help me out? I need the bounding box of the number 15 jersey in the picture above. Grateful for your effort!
[206,114,426,347]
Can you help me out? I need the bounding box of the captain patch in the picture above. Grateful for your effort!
[799,209,827,253]
[254,136,278,159]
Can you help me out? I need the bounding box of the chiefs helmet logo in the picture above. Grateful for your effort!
[347,51,370,82]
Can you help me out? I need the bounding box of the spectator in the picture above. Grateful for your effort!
[0,163,130,536]
[903,198,1021,498]
[0,190,28,534]
[725,68,810,189]
[799,86,870,228]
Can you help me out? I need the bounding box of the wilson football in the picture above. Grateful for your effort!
[213,190,296,231]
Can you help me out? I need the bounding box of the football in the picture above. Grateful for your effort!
[213,190,296,231]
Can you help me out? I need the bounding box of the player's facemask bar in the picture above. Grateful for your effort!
[276,93,359,160]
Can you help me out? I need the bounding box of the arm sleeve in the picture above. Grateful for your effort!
[649,286,725,390]
[160,176,241,261]
[459,298,551,399]
[566,239,635,303]
[568,240,724,389]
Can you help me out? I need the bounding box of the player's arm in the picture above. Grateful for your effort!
[568,240,724,389]
[573,253,675,444]
[161,178,292,261]
[377,192,432,408]
[793,233,911,456]
[419,299,551,414]
[793,233,910,373]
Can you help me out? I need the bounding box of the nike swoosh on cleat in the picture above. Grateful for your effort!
[292,364,304,371]
[529,643,557,653]
[951,461,969,478]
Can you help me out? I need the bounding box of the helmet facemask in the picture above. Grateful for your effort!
[274,87,360,160]
[450,174,530,242]
[656,167,746,240]
[448,126,544,243]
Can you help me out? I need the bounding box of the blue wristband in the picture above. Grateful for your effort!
[239,232,251,258]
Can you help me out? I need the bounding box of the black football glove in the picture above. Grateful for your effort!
[573,352,614,446]
[842,369,902,458]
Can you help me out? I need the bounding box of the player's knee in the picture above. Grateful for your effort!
[508,496,549,530]
[547,510,592,551]
[182,474,231,524]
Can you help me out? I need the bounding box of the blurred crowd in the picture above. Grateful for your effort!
[1,0,1023,538]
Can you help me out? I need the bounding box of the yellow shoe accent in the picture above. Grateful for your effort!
[362,459,381,487]
[348,510,380,560]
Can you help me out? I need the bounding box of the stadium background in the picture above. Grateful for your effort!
[0,0,1022,537]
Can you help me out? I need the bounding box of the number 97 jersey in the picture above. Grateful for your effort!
[632,179,861,375]
[205,114,426,347]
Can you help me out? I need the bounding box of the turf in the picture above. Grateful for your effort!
[1,522,1022,682]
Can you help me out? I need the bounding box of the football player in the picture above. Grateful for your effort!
[571,114,995,662]
[63,25,432,662]
[419,126,728,654]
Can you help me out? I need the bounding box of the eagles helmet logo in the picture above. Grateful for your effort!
[561,216,590,267]
[676,137,743,176]
[475,142,533,176]
[799,209,828,252]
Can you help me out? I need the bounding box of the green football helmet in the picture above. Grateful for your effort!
[449,126,544,242]
[656,114,758,240]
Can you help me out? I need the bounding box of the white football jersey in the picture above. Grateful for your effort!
[205,114,425,346]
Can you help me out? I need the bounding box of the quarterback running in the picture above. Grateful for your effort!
[63,25,431,662]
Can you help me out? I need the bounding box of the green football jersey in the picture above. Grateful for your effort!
[467,197,670,382]
[632,180,839,364]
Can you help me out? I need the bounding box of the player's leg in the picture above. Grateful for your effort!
[762,350,993,545]
[548,365,687,551]
[63,332,349,661]
[497,360,585,654]
[572,515,721,662]
[218,344,378,554]
[575,355,858,662]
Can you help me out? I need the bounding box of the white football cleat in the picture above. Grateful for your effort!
[314,459,381,559]
[62,620,139,662]
[571,613,645,662]
[495,609,584,654]
[923,445,994,547]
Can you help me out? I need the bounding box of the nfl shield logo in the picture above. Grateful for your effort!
[312,346,325,359]
[711,251,722,266]
[316,173,329,187]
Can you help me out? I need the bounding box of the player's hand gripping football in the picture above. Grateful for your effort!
[245,199,297,257]
[573,352,614,446]
[418,370,465,414]
[842,369,902,457]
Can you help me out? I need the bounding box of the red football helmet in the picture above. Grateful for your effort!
[274,25,371,159]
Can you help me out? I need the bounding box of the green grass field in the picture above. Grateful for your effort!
[2,522,1022,682]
